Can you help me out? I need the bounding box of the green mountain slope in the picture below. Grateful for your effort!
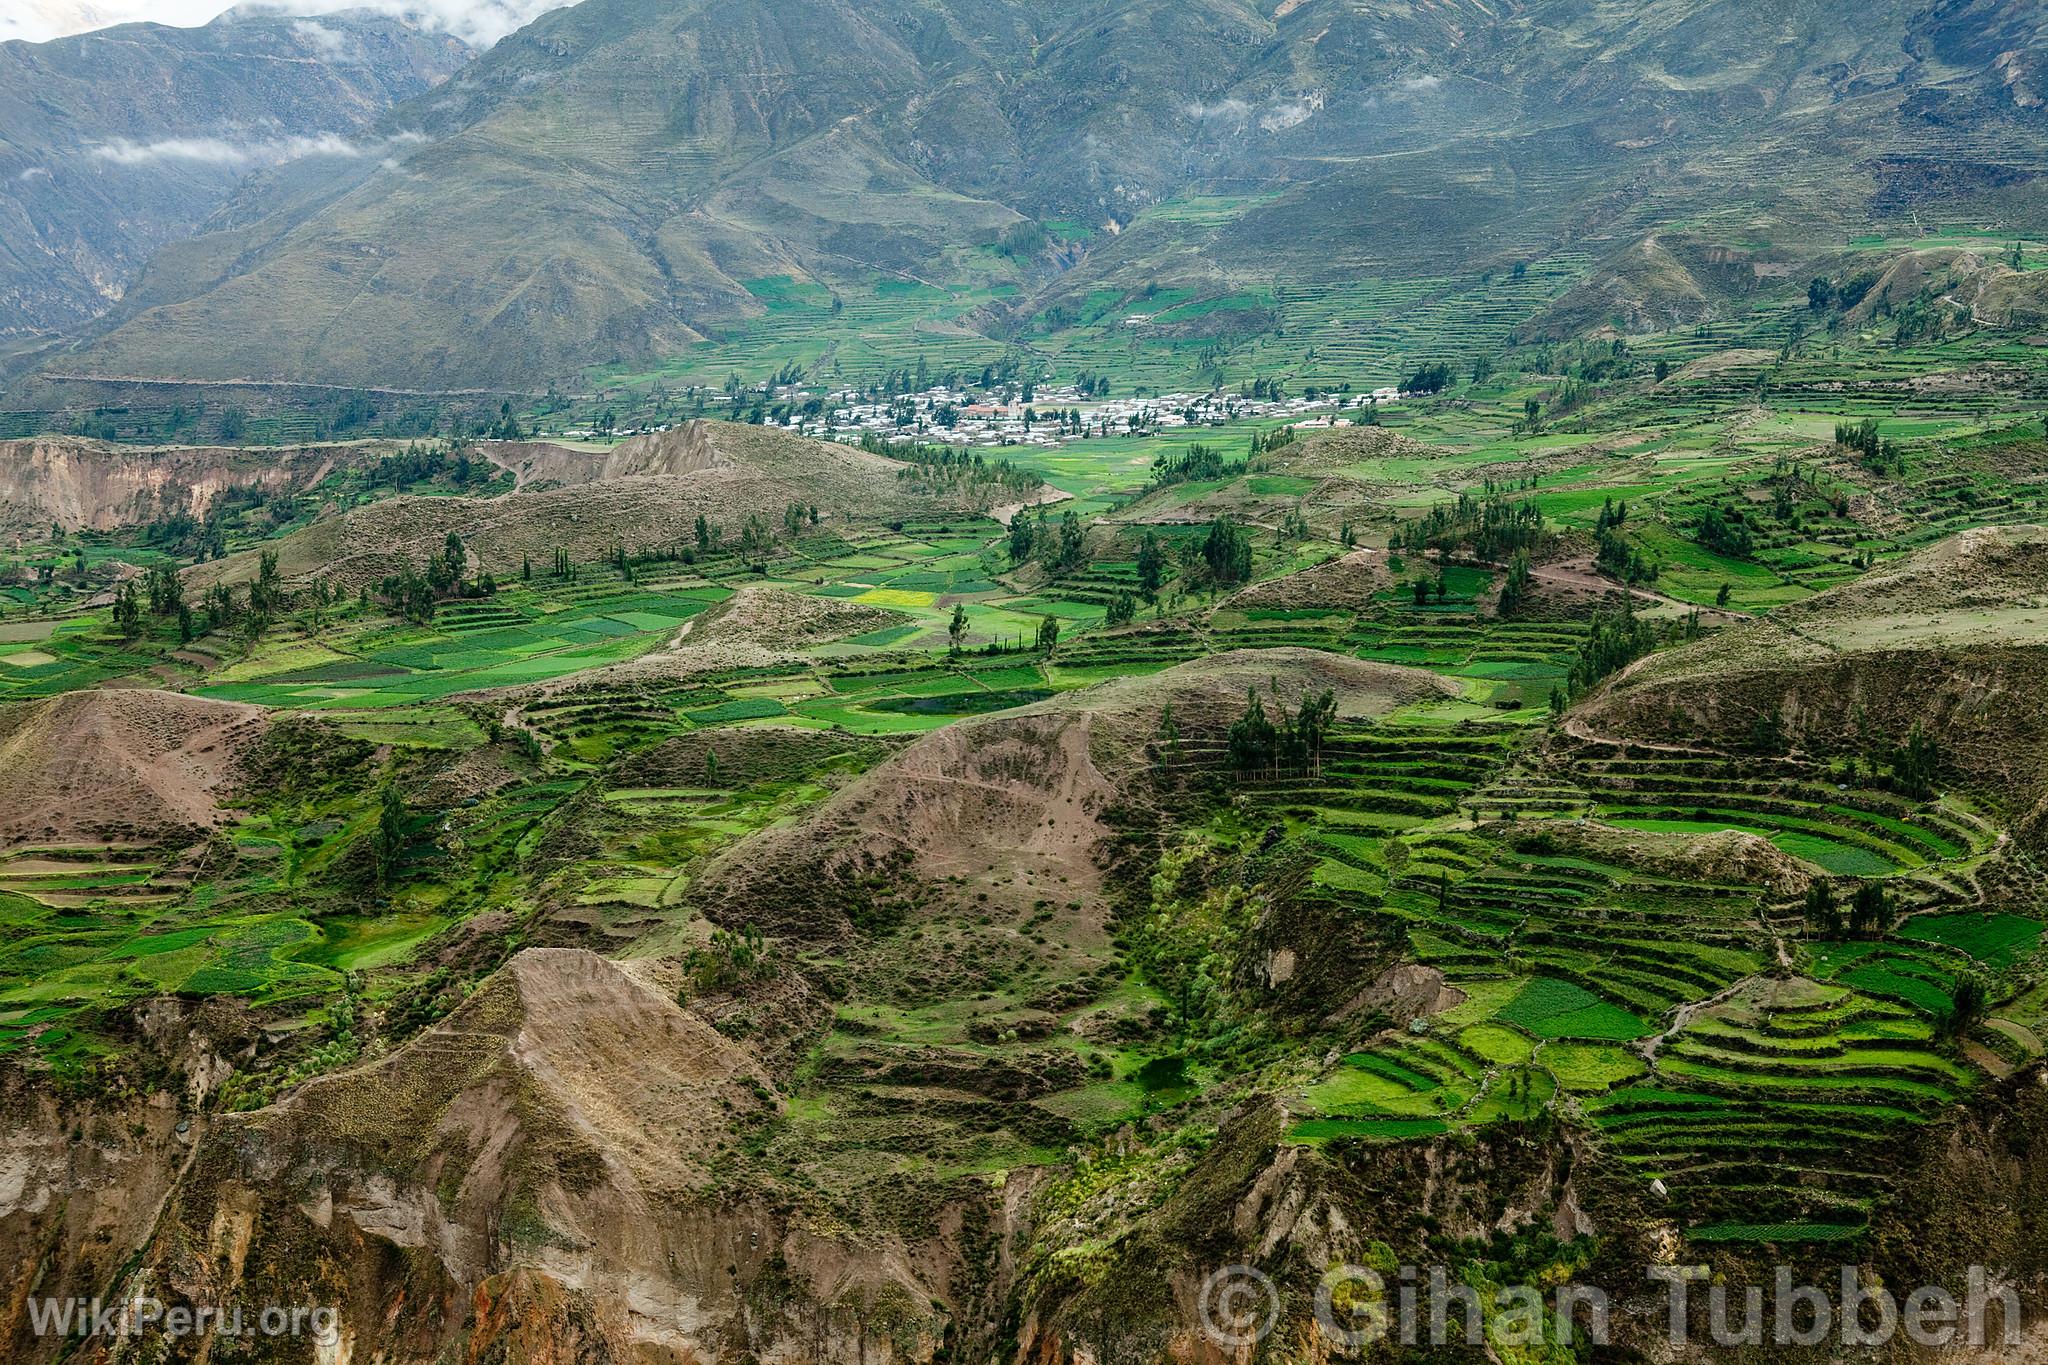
[21,0,2048,393]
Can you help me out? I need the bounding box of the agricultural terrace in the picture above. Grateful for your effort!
[3,262,2047,1257]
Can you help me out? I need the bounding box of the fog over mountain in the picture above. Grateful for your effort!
[0,8,471,341]
[1,0,566,45]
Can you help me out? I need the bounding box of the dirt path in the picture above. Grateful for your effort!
[989,486,1074,526]
[1637,976,1761,1067]
[1529,559,1749,624]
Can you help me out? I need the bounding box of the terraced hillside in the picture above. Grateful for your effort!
[9,331,2048,1360]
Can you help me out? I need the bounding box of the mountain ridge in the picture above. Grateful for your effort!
[15,0,2043,396]
[0,9,471,343]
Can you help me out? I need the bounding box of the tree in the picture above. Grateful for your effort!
[1567,600,1656,696]
[1803,882,1843,937]
[1278,687,1338,774]
[1035,615,1060,655]
[1888,725,1940,798]
[1697,507,1754,559]
[1848,882,1892,937]
[249,548,284,620]
[1008,513,1037,565]
[145,562,183,617]
[1941,974,1988,1041]
[1105,591,1136,626]
[374,785,407,888]
[1495,552,1532,617]
[948,604,968,654]
[1200,516,1252,588]
[1136,531,1165,604]
[1227,688,1276,774]
[112,582,143,640]
[1404,362,1453,395]
[1056,511,1087,573]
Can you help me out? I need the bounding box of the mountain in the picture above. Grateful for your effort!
[13,0,2047,396]
[0,10,471,344]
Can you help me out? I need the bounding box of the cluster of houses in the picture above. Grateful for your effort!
[785,383,1407,450]
[552,381,1410,449]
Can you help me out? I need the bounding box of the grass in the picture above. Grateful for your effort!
[1498,978,1651,1042]
[1898,912,2043,968]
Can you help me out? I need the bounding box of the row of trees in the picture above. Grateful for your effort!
[887,440,1040,497]
[1834,419,1907,476]
[1227,686,1340,777]
[1594,498,1660,585]
[1394,489,1544,562]
[377,532,495,625]
[1801,880,1985,1039]
[1149,442,1241,488]
[1565,598,1657,696]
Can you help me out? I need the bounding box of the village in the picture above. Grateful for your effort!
[787,380,1407,450]
[548,366,1419,449]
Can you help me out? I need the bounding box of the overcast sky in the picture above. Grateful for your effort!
[1,0,565,46]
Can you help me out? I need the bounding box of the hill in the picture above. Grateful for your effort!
[0,688,267,849]
[191,421,1019,591]
[119,948,919,1364]
[1574,525,2048,822]
[17,0,2048,394]
[695,647,1458,937]
[0,12,470,345]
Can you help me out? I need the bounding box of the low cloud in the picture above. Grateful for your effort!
[89,133,359,165]
[16,166,53,182]
[1260,97,1321,132]
[290,18,348,57]
[87,130,424,167]
[241,0,569,47]
[1185,93,1327,133]
[1356,75,1448,114]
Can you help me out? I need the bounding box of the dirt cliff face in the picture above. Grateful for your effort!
[0,998,254,1361]
[0,438,374,539]
[7,950,2047,1365]
[29,950,1006,1365]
